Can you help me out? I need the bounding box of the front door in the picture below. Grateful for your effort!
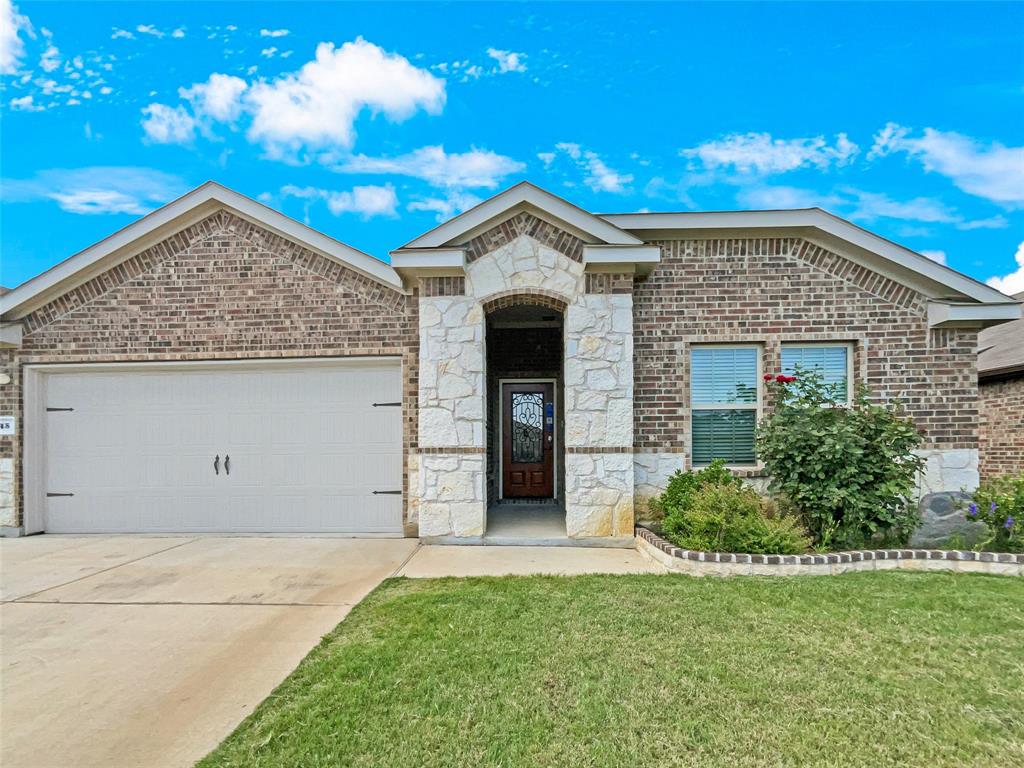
[502,382,555,498]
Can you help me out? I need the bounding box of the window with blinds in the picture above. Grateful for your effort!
[690,346,759,465]
[781,344,852,403]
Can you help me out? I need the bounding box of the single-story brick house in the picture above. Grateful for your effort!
[978,291,1024,480]
[0,181,1019,541]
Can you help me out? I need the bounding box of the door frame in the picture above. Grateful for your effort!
[497,377,558,500]
[22,355,403,534]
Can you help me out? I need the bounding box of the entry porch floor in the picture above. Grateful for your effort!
[483,502,633,547]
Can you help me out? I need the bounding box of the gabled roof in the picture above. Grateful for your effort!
[600,208,1014,306]
[0,181,403,320]
[401,181,644,248]
[978,291,1024,378]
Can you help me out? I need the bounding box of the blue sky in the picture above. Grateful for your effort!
[2,1,1022,293]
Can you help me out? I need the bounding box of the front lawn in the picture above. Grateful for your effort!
[200,573,1024,768]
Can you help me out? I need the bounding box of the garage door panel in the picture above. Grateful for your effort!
[42,361,403,534]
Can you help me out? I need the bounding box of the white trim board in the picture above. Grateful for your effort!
[402,181,643,248]
[1,181,404,321]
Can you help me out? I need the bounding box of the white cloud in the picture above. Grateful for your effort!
[180,73,248,122]
[111,28,135,40]
[545,143,633,193]
[260,47,277,58]
[737,183,1009,231]
[260,28,290,38]
[171,27,186,39]
[39,43,60,72]
[486,47,527,73]
[337,145,523,189]
[141,103,196,144]
[736,185,844,210]
[150,39,446,158]
[681,132,859,175]
[407,191,483,221]
[136,24,164,38]
[870,123,1024,207]
[0,166,188,215]
[279,183,398,219]
[244,38,445,157]
[0,0,32,74]
[920,250,947,266]
[9,93,41,111]
[987,241,1024,295]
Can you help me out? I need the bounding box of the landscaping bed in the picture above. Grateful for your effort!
[199,572,1024,768]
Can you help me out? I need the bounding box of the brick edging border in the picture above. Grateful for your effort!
[634,526,1024,577]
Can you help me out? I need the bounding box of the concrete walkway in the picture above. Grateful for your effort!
[1,535,658,768]
[1,535,418,768]
[398,543,662,578]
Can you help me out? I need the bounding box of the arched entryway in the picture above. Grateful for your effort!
[483,294,566,539]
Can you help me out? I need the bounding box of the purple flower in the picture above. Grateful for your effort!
[1006,517,1015,530]
[968,503,978,517]
[990,501,998,513]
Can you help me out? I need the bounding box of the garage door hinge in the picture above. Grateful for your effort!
[46,407,74,412]
[372,402,401,407]
[46,492,74,497]
[372,490,402,495]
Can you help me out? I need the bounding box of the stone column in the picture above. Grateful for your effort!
[564,293,635,538]
[414,296,487,538]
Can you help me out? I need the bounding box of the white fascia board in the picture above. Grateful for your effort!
[601,208,1011,305]
[403,181,643,248]
[583,244,661,275]
[583,244,661,264]
[1,181,403,320]
[389,248,466,271]
[927,300,1022,328]
[0,323,23,348]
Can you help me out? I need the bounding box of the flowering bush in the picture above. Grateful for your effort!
[756,368,924,549]
[962,472,1024,552]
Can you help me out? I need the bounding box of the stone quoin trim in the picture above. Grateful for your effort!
[635,527,1024,577]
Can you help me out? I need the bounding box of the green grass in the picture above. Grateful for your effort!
[199,572,1024,768]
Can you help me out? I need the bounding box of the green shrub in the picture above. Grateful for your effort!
[962,472,1024,552]
[756,368,924,549]
[647,459,742,521]
[658,464,811,554]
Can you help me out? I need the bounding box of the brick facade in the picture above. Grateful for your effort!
[632,238,978,456]
[0,210,988,534]
[0,210,419,528]
[979,376,1024,479]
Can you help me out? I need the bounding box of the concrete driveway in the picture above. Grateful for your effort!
[0,535,418,768]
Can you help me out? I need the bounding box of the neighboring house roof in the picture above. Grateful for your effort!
[978,291,1024,379]
[0,181,404,321]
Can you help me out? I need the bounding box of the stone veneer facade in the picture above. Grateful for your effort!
[0,208,987,537]
[979,375,1024,479]
[414,212,635,539]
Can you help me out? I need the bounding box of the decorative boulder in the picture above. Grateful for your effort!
[910,492,988,548]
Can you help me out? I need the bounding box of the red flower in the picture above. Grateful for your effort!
[763,374,773,382]
[775,374,787,383]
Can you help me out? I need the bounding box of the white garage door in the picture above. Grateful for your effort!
[41,360,403,534]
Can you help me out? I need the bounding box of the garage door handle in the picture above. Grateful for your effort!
[224,455,230,475]
[213,455,220,475]
[372,490,402,495]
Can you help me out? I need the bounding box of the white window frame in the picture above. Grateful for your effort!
[780,341,855,404]
[689,344,763,467]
